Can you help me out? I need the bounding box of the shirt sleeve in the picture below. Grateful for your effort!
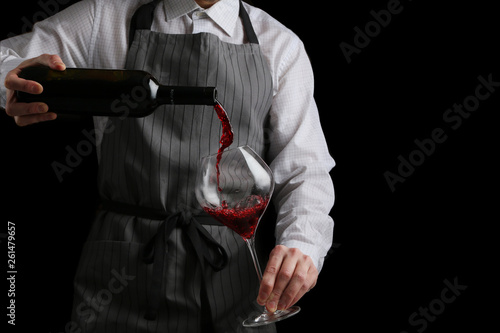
[0,0,97,108]
[266,35,335,273]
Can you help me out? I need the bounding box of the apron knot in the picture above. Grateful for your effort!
[100,200,228,323]
[141,212,181,264]
[180,209,193,226]
[141,210,228,321]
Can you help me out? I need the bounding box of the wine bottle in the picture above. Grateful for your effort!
[17,66,217,117]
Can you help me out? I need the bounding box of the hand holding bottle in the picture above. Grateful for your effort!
[4,54,65,126]
[8,61,217,119]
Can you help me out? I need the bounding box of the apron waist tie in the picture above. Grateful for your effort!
[101,200,228,327]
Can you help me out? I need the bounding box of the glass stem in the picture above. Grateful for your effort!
[244,237,263,283]
[245,237,277,316]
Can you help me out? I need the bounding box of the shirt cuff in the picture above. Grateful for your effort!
[278,229,333,273]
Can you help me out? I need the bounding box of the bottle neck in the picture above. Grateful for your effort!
[152,81,218,106]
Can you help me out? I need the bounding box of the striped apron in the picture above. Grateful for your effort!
[71,1,275,332]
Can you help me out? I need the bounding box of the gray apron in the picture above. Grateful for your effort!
[71,1,275,332]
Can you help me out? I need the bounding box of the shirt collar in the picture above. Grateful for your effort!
[163,0,240,37]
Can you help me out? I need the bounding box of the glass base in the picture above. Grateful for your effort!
[242,306,301,327]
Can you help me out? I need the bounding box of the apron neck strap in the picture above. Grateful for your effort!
[128,0,161,46]
[129,0,260,48]
[239,0,259,44]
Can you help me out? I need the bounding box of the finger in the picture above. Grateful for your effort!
[14,112,57,127]
[44,54,66,71]
[287,264,318,309]
[276,260,310,311]
[5,53,66,92]
[265,249,301,312]
[21,53,66,71]
[5,101,48,118]
[257,245,287,306]
[4,72,43,93]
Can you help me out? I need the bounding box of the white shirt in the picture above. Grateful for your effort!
[0,0,335,271]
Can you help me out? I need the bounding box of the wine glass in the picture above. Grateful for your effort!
[195,145,300,327]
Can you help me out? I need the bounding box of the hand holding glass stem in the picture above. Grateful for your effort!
[196,146,317,326]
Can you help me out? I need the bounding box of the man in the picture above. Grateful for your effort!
[1,0,335,331]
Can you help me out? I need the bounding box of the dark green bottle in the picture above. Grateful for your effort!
[17,66,217,117]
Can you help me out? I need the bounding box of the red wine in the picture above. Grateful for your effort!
[214,101,234,191]
[17,66,217,117]
[208,102,269,240]
[203,195,269,239]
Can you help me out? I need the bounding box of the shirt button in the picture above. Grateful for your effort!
[194,11,206,18]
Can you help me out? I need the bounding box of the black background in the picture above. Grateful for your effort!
[1,0,498,332]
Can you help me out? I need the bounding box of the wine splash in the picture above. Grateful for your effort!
[203,195,269,239]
